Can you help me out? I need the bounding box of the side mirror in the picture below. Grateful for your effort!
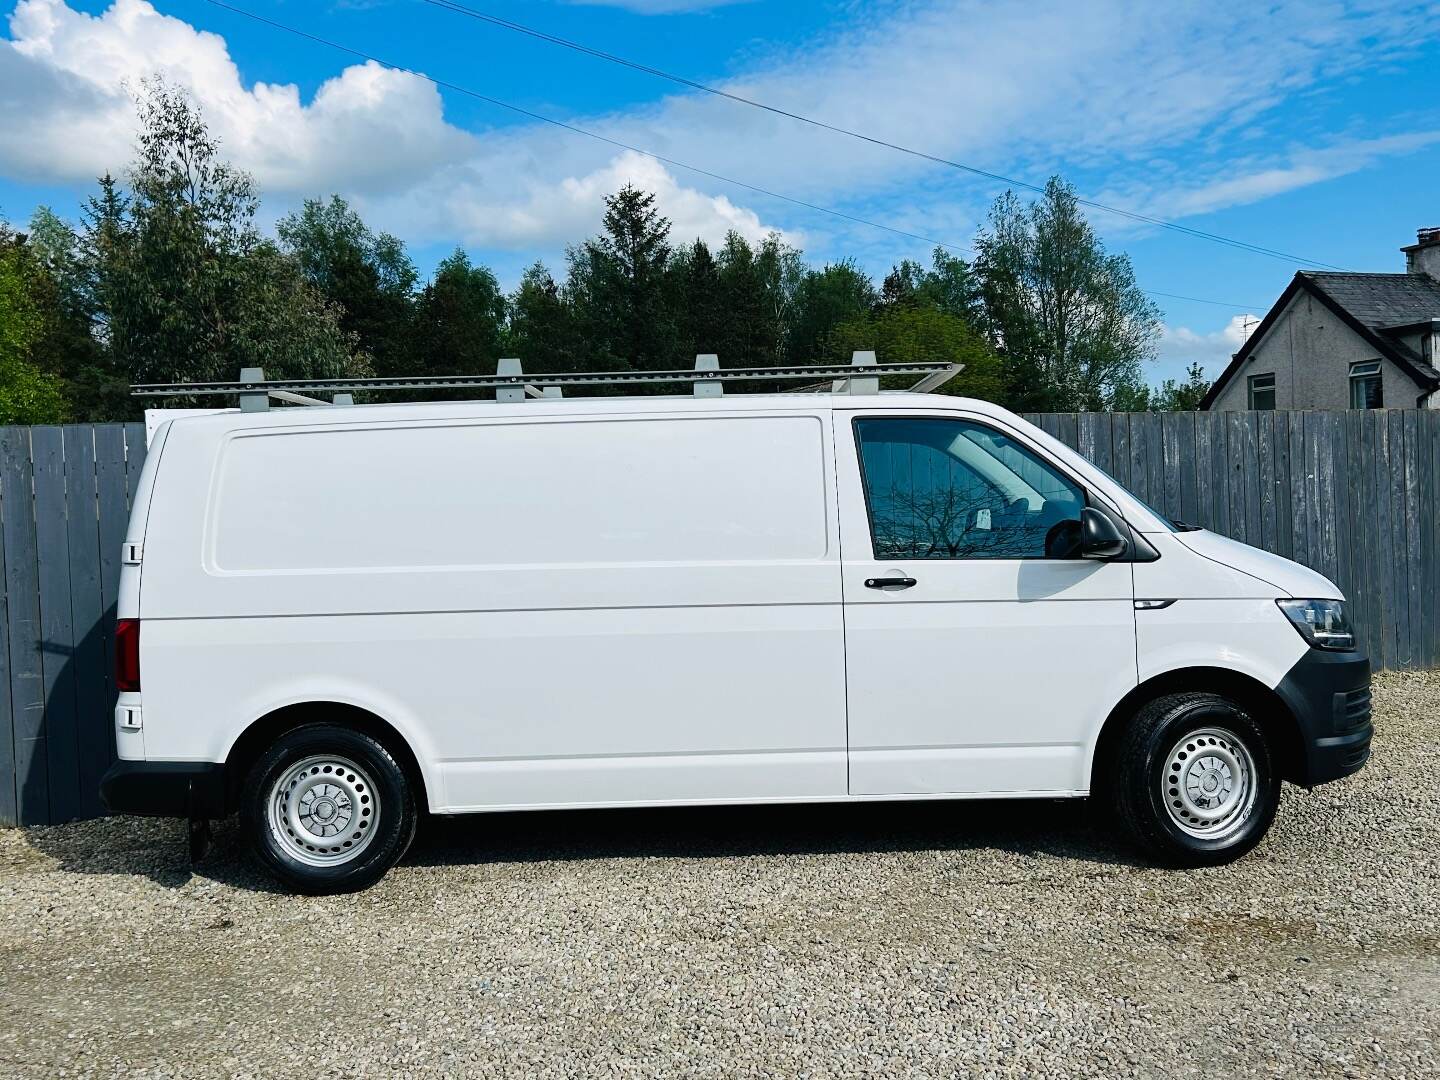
[1080,506,1129,560]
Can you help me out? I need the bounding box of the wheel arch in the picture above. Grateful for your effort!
[1090,666,1304,793]
[223,701,431,815]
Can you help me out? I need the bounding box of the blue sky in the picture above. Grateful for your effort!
[2,0,1438,385]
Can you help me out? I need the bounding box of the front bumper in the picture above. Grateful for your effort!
[1274,648,1372,787]
[99,760,228,818]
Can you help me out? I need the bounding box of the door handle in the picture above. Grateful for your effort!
[864,576,917,590]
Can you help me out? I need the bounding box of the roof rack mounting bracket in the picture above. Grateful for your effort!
[693,354,722,397]
[496,358,525,402]
[836,351,879,395]
[238,367,269,413]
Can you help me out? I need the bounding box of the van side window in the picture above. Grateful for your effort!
[854,417,1086,560]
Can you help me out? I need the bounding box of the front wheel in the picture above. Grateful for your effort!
[1109,693,1280,866]
[241,724,417,894]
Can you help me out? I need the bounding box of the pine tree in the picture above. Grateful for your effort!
[569,184,675,370]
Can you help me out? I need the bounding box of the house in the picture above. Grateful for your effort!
[1201,228,1440,411]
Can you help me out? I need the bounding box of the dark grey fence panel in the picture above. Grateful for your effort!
[64,426,109,821]
[2,427,47,825]
[33,426,81,824]
[0,423,146,827]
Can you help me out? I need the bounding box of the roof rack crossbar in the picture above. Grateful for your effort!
[132,353,962,409]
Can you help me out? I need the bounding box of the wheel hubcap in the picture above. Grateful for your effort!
[1161,726,1257,840]
[267,755,379,867]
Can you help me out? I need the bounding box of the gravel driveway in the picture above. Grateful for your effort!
[2,672,1437,1078]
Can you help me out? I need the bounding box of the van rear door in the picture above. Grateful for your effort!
[834,410,1138,796]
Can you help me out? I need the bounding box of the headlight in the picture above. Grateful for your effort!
[1276,598,1355,651]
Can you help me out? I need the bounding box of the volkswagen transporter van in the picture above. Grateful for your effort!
[101,362,1372,893]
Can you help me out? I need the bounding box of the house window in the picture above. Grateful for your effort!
[1349,361,1383,409]
[1247,373,1276,410]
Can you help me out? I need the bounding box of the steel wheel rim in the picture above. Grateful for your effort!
[267,754,380,867]
[1160,726,1258,841]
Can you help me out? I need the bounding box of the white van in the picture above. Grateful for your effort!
[102,368,1371,893]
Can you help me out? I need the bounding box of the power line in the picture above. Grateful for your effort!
[1146,290,1263,310]
[418,0,1347,272]
[202,0,1263,312]
[205,0,961,252]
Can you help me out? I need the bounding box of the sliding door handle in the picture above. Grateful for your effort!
[864,576,917,590]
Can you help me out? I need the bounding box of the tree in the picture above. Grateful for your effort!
[0,227,67,424]
[1149,362,1211,411]
[714,231,784,367]
[224,241,366,382]
[568,184,675,371]
[668,239,725,358]
[408,249,506,376]
[24,206,121,420]
[881,248,985,325]
[825,306,1005,401]
[278,195,417,376]
[974,178,1162,411]
[507,262,579,373]
[94,81,362,390]
[788,260,877,362]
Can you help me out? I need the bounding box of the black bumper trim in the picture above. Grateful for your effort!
[100,760,228,818]
[1273,648,1372,787]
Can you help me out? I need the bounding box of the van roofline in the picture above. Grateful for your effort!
[145,390,1005,433]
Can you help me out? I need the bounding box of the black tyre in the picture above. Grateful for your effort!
[241,724,417,894]
[1109,693,1279,866]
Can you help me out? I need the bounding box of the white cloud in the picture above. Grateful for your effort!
[1,0,468,192]
[3,0,1439,263]
[1155,314,1261,384]
[0,0,786,249]
[413,150,797,250]
[1101,131,1440,224]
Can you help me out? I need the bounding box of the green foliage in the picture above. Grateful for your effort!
[881,248,984,325]
[413,249,506,375]
[567,184,676,371]
[507,262,579,373]
[825,306,1005,401]
[278,195,417,376]
[788,260,877,362]
[0,230,67,424]
[713,232,802,368]
[668,239,725,358]
[974,178,1163,411]
[1148,362,1212,411]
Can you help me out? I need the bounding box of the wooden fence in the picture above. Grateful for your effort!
[0,424,147,827]
[0,410,1436,826]
[1021,409,1439,674]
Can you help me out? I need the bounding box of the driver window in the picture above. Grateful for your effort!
[855,417,1086,559]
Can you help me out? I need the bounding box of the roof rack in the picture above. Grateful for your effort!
[130,351,963,412]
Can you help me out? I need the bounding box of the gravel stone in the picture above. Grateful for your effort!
[2,671,1437,1078]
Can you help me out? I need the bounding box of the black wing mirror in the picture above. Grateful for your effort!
[1080,506,1129,560]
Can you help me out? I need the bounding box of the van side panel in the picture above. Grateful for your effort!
[139,411,847,811]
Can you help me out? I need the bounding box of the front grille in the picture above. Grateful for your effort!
[1336,687,1372,733]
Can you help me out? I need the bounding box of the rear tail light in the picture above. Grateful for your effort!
[115,618,140,692]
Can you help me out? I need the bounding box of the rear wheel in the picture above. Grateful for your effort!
[241,724,416,894]
[1109,693,1279,866]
